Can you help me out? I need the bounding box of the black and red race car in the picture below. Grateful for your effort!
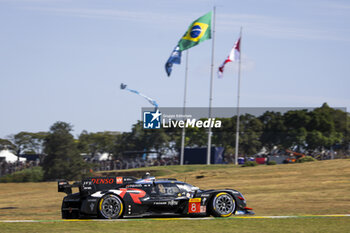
[58,173,253,219]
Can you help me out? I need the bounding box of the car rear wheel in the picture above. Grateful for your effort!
[98,194,124,219]
[211,192,235,217]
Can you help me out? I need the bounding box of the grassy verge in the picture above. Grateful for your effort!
[1,217,350,233]
[0,159,349,220]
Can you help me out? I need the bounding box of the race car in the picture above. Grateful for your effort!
[58,173,253,219]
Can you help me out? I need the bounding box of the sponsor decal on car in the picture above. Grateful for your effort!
[168,200,179,206]
[117,188,146,204]
[188,198,201,213]
[153,202,167,205]
[89,203,94,211]
[91,178,115,184]
[189,198,201,202]
[116,177,123,184]
[126,184,143,188]
[83,181,93,185]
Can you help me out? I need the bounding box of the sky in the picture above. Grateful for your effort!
[0,0,349,138]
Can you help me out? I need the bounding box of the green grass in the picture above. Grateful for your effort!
[1,218,350,233]
[1,159,350,232]
[101,159,350,216]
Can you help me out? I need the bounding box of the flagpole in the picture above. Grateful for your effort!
[180,50,189,165]
[207,6,216,165]
[234,27,242,165]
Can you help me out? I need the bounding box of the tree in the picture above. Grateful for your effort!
[0,138,14,151]
[29,132,47,154]
[112,132,134,159]
[9,132,36,156]
[129,121,170,158]
[238,114,263,155]
[212,114,263,156]
[2,132,47,162]
[282,110,310,150]
[185,124,208,148]
[259,111,286,150]
[305,103,343,150]
[212,117,236,149]
[42,122,86,180]
[77,131,118,159]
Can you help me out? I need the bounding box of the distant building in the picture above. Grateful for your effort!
[0,149,26,163]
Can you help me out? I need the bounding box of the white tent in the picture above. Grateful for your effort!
[92,152,110,161]
[0,149,26,163]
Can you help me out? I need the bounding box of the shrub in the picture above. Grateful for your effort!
[296,156,317,163]
[0,167,44,183]
[241,161,258,167]
[43,121,86,180]
[267,160,277,165]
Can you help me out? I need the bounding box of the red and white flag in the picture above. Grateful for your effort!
[218,37,241,78]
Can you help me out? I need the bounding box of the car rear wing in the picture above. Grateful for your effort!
[58,180,81,195]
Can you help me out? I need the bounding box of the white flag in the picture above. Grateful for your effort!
[218,37,241,78]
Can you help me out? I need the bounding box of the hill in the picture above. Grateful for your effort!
[0,159,349,220]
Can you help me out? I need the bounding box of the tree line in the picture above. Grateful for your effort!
[0,103,349,180]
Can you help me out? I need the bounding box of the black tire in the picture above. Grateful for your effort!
[210,192,236,217]
[98,194,124,219]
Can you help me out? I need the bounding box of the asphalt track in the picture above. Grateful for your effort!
[1,214,350,223]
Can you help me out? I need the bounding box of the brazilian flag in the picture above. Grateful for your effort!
[165,11,212,76]
[178,11,212,51]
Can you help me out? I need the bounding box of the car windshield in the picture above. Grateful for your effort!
[156,183,180,196]
[176,183,198,192]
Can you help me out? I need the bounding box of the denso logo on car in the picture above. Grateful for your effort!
[91,178,114,184]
